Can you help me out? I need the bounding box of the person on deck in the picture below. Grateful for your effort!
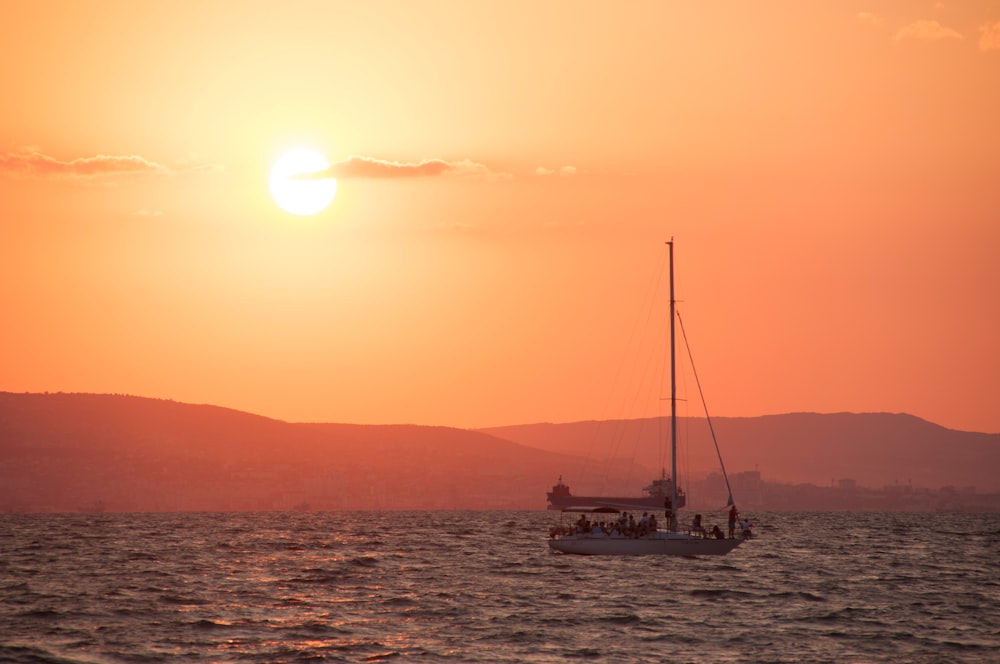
[728,505,739,539]
[691,514,707,538]
[712,525,725,539]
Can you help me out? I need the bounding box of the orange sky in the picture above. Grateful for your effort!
[2,1,998,433]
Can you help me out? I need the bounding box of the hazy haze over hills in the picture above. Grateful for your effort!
[0,393,652,512]
[481,413,1000,493]
[1,392,997,512]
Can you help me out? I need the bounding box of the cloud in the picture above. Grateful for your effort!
[893,19,963,43]
[296,155,511,181]
[174,153,225,172]
[980,21,1000,51]
[857,12,885,28]
[534,165,579,177]
[0,149,168,178]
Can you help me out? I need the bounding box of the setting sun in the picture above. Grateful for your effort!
[269,148,337,216]
[1,1,998,434]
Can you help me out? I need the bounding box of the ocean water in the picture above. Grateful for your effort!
[1,511,998,663]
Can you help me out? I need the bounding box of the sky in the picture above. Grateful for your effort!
[2,1,998,434]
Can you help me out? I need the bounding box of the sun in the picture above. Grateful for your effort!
[269,148,337,215]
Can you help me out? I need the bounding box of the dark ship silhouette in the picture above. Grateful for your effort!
[546,474,686,511]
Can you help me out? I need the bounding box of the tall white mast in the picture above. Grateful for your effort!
[668,239,677,531]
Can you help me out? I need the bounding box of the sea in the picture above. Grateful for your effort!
[1,511,998,663]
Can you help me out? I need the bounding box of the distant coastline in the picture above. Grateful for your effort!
[2,392,998,513]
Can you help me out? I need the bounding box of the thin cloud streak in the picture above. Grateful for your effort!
[295,155,511,180]
[856,12,885,28]
[535,165,579,177]
[893,19,963,43]
[0,150,168,178]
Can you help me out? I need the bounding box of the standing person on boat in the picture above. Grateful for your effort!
[728,505,739,539]
[691,514,707,538]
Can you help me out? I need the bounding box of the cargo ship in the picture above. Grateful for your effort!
[546,473,686,511]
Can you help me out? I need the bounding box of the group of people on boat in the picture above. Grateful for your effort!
[550,511,662,539]
[688,506,752,540]
[688,513,718,539]
[548,506,754,541]
[726,505,753,540]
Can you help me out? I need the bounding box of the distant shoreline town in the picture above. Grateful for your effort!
[6,471,1000,514]
[688,470,1000,513]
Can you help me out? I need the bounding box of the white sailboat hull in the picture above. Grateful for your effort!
[548,531,743,556]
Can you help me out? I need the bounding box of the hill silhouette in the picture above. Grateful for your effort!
[481,413,1000,493]
[0,392,653,512]
[1,393,997,512]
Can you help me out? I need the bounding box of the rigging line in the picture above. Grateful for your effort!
[622,251,668,446]
[573,248,667,492]
[605,249,669,488]
[657,298,671,475]
[676,308,737,508]
[679,365,691,503]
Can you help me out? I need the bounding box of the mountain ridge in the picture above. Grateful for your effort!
[480,411,1000,493]
[1,392,997,512]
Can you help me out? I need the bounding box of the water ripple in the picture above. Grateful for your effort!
[2,511,998,662]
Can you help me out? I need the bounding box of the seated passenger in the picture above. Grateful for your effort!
[639,513,650,536]
[711,525,724,539]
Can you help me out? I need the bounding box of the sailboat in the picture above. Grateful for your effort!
[548,241,745,556]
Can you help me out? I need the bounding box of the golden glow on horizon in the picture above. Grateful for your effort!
[269,149,337,216]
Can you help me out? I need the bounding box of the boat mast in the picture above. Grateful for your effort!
[667,239,677,531]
